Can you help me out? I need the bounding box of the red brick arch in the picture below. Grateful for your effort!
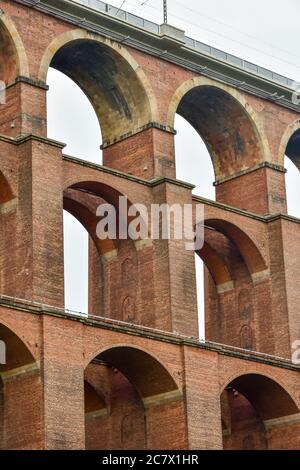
[63,190,117,256]
[84,380,108,414]
[167,77,269,179]
[220,372,300,450]
[0,320,38,371]
[196,241,233,288]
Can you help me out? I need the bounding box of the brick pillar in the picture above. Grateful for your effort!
[215,164,287,215]
[145,400,187,449]
[183,347,223,449]
[0,80,47,138]
[280,218,300,355]
[103,127,176,179]
[42,315,85,450]
[151,180,198,336]
[268,218,292,358]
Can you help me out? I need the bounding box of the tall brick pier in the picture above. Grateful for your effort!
[0,0,299,450]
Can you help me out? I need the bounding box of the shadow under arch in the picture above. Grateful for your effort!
[63,190,116,256]
[0,321,37,372]
[87,345,181,403]
[0,321,41,450]
[204,218,267,277]
[279,118,300,170]
[221,372,299,450]
[0,12,29,83]
[0,171,14,204]
[39,29,158,145]
[84,345,185,450]
[168,77,269,180]
[63,182,150,321]
[196,241,233,288]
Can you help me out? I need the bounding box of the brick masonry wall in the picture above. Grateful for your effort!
[0,0,299,450]
[0,306,298,449]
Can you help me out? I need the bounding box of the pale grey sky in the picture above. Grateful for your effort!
[47,0,300,336]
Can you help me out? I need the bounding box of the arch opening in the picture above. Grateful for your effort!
[221,373,300,450]
[204,218,267,276]
[285,128,300,170]
[174,112,216,342]
[84,346,184,450]
[194,219,268,350]
[174,114,215,199]
[285,156,300,218]
[171,84,263,180]
[0,323,41,449]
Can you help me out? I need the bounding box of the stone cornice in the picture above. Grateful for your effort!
[214,162,287,186]
[63,154,195,189]
[100,122,176,149]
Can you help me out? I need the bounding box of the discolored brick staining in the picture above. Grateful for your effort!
[0,0,299,450]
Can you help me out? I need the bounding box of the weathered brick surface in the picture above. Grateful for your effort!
[0,0,299,450]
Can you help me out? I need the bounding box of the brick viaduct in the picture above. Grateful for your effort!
[0,0,299,450]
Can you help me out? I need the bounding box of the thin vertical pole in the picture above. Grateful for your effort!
[163,0,168,23]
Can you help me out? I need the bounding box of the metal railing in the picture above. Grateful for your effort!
[75,0,294,89]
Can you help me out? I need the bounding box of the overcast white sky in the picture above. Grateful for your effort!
[47,0,300,336]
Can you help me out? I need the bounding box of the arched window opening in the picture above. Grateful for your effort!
[84,346,184,450]
[0,379,3,450]
[175,114,215,341]
[221,387,268,450]
[47,68,102,164]
[195,255,205,340]
[195,220,268,350]
[283,127,300,218]
[285,156,300,218]
[63,210,88,314]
